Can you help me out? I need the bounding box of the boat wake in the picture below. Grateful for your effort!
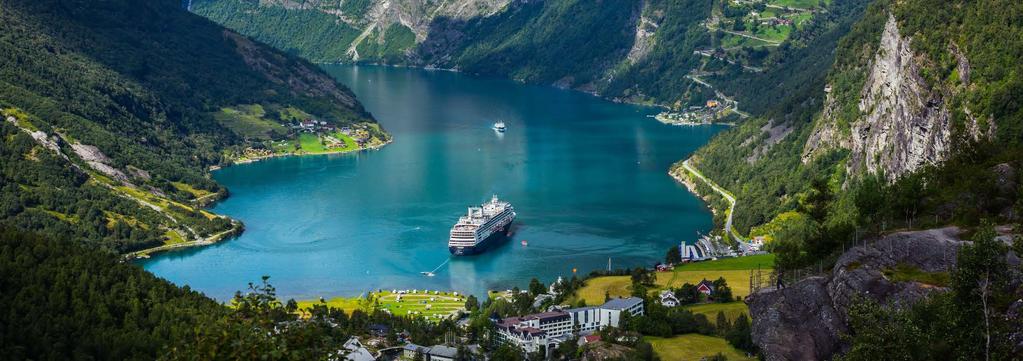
[421,258,450,277]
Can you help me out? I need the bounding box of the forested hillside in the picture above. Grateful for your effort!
[686,0,1023,271]
[192,0,848,108]
[0,0,382,253]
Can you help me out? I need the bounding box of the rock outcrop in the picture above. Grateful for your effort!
[802,15,986,181]
[749,227,967,361]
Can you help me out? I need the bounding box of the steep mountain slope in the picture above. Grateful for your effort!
[685,0,1022,240]
[192,0,848,107]
[0,0,383,253]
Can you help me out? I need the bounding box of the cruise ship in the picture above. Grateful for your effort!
[448,195,516,255]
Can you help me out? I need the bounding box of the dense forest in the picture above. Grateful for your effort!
[0,0,381,252]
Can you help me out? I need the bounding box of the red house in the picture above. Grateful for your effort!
[696,279,715,296]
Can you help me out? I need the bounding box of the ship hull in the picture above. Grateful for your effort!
[449,221,513,256]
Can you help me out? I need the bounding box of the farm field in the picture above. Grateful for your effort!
[646,334,756,361]
[657,270,755,298]
[571,255,774,304]
[685,302,749,325]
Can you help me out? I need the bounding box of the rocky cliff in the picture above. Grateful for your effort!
[802,15,990,181]
[748,227,1010,360]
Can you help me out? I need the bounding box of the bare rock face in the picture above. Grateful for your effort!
[802,15,985,181]
[749,276,847,361]
[749,227,967,361]
[829,227,965,316]
[846,15,952,179]
[70,142,130,182]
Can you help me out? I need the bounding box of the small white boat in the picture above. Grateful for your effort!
[493,121,506,132]
[420,271,436,277]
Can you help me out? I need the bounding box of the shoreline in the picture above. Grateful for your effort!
[133,139,393,260]
[214,137,393,170]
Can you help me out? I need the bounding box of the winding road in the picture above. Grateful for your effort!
[681,159,744,243]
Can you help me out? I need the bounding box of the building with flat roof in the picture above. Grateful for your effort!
[495,297,644,353]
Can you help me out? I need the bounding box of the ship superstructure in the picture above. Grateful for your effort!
[448,195,516,255]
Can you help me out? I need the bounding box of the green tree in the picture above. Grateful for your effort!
[725,314,755,354]
[528,278,546,297]
[665,245,682,264]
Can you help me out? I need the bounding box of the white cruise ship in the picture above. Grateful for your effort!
[448,195,516,255]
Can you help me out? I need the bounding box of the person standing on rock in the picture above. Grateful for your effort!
[776,272,785,289]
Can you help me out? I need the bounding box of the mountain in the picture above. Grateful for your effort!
[0,0,385,253]
[191,0,852,108]
[687,0,1022,241]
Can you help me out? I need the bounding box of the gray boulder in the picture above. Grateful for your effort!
[749,227,967,361]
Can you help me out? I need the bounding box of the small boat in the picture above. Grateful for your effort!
[521,240,528,246]
[493,121,507,132]
[420,271,436,277]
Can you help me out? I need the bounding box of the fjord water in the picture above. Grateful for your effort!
[142,66,722,301]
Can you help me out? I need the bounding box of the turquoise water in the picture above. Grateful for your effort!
[141,66,723,301]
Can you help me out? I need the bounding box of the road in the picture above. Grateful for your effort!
[681,159,745,243]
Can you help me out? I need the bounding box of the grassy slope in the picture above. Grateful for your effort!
[572,255,775,305]
[645,334,756,361]
[685,302,749,325]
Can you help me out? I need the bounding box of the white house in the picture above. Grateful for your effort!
[659,290,680,308]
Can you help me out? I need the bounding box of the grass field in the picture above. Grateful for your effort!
[657,270,756,298]
[571,255,774,304]
[768,0,827,9]
[572,276,633,305]
[296,290,467,321]
[674,254,775,272]
[296,132,359,154]
[685,302,749,325]
[646,335,756,361]
[376,292,466,320]
[298,133,327,153]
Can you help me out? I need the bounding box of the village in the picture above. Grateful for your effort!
[322,244,773,361]
[237,119,383,163]
[652,99,738,126]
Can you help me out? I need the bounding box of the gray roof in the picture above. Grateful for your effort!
[403,343,429,352]
[428,345,458,358]
[600,297,643,310]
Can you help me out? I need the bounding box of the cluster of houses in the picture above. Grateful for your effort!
[657,280,718,308]
[654,99,733,126]
[493,297,645,354]
[295,119,333,132]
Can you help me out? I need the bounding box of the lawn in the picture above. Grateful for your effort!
[768,0,827,9]
[646,334,755,361]
[572,276,633,305]
[298,133,328,153]
[296,290,467,321]
[685,302,749,325]
[376,291,467,320]
[674,254,775,272]
[296,294,374,315]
